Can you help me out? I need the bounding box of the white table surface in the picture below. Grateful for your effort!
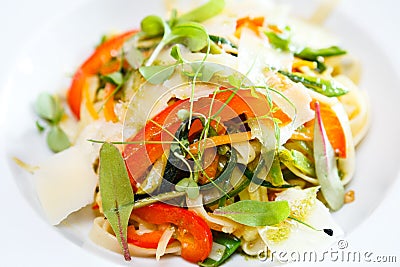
[1,0,399,266]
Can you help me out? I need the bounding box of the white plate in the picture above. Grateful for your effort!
[1,0,400,266]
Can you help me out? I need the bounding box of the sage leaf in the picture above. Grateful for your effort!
[278,70,348,97]
[46,126,71,153]
[99,143,135,261]
[179,0,225,22]
[214,200,290,226]
[313,102,345,211]
[175,178,200,199]
[139,64,176,84]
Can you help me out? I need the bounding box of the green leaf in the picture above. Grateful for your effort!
[35,120,45,133]
[191,62,225,82]
[249,86,260,99]
[139,64,176,84]
[264,26,292,52]
[101,71,123,86]
[279,147,315,177]
[142,16,171,66]
[278,70,348,97]
[46,126,71,153]
[35,93,63,123]
[168,9,178,28]
[242,166,294,189]
[179,0,225,22]
[268,153,285,186]
[170,44,185,63]
[227,74,242,88]
[284,139,313,160]
[313,102,344,211]
[168,22,209,52]
[142,16,209,66]
[214,200,290,226]
[141,15,166,37]
[295,46,347,61]
[125,46,144,69]
[99,143,135,261]
[175,177,200,199]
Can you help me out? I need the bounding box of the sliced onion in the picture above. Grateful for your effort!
[156,226,176,261]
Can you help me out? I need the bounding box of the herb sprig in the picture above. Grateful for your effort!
[99,143,135,261]
[35,93,71,153]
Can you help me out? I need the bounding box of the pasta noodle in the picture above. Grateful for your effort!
[336,75,370,146]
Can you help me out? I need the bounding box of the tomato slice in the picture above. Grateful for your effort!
[67,30,137,119]
[132,203,213,263]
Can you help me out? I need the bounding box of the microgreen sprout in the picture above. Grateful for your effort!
[34,92,71,153]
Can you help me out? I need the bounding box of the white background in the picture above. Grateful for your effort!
[1,0,399,266]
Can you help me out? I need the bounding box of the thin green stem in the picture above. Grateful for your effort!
[188,37,211,128]
[288,216,318,231]
[87,139,179,145]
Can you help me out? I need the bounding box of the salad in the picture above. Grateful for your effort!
[29,0,369,265]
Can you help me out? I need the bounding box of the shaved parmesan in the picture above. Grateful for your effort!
[238,28,293,85]
[265,73,314,144]
[34,120,123,225]
[34,144,97,225]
